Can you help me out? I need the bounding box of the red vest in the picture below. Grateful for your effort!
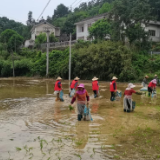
[110,80,117,92]
[70,80,78,89]
[92,81,99,90]
[148,81,156,88]
[54,80,62,91]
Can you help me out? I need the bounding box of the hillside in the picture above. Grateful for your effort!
[0,17,30,40]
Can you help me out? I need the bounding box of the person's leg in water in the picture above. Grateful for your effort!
[126,99,131,112]
[148,87,152,97]
[93,90,97,98]
[77,103,85,121]
[56,92,60,101]
[110,92,115,101]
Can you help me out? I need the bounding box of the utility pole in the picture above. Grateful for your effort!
[11,36,16,78]
[69,33,72,90]
[12,50,15,77]
[15,36,16,53]
[44,28,50,77]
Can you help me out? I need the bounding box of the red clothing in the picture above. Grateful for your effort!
[71,90,89,104]
[124,89,136,95]
[148,82,156,88]
[110,80,117,92]
[70,80,78,89]
[92,81,99,91]
[54,80,62,91]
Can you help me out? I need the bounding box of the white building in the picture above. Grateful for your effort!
[75,13,160,42]
[25,21,60,48]
[145,21,160,42]
[75,13,108,40]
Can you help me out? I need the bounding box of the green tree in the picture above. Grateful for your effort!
[35,33,47,48]
[0,29,24,52]
[99,2,113,14]
[49,33,58,42]
[79,2,88,11]
[0,29,18,43]
[26,11,35,26]
[89,19,111,40]
[72,41,133,81]
[110,0,152,44]
[53,4,69,18]
[62,11,88,35]
[0,17,29,39]
[8,34,24,52]
[149,0,160,20]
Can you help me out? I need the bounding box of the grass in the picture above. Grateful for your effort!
[16,147,21,151]
[112,126,160,159]
[40,139,48,150]
[75,139,83,146]
[68,105,74,111]
[114,155,120,159]
[74,153,82,160]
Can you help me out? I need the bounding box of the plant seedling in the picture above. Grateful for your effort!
[69,105,74,111]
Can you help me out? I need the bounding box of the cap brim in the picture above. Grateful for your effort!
[78,86,84,88]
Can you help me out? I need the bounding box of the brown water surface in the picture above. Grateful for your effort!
[0,78,160,160]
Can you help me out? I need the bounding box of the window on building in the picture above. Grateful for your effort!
[81,27,84,32]
[149,30,156,36]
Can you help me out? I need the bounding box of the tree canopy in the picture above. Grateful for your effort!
[53,4,69,18]
[0,29,24,52]
[89,19,111,40]
[35,33,47,48]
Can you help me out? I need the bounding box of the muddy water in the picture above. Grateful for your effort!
[0,78,160,160]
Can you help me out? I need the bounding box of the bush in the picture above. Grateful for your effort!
[14,59,33,76]
[1,60,12,77]
[72,41,132,80]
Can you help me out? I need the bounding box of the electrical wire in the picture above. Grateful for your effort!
[37,0,52,21]
[72,0,84,9]
[70,0,79,6]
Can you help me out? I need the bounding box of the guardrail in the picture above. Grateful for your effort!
[41,40,77,49]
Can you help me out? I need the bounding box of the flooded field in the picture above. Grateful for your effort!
[0,78,160,160]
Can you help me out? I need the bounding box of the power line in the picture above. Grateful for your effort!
[72,0,84,9]
[70,0,79,6]
[37,0,52,21]
[73,0,82,8]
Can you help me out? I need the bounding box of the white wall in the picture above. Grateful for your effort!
[31,23,61,41]
[76,17,105,40]
[35,24,56,36]
[145,24,160,42]
[24,40,34,48]
[31,31,35,40]
[76,20,96,40]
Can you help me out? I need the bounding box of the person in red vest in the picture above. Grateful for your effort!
[92,77,99,98]
[110,76,118,101]
[54,76,62,101]
[70,77,80,90]
[148,79,157,96]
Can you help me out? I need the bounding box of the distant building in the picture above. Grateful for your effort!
[75,13,160,42]
[24,39,35,48]
[24,21,60,48]
[75,13,108,41]
[144,21,160,42]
